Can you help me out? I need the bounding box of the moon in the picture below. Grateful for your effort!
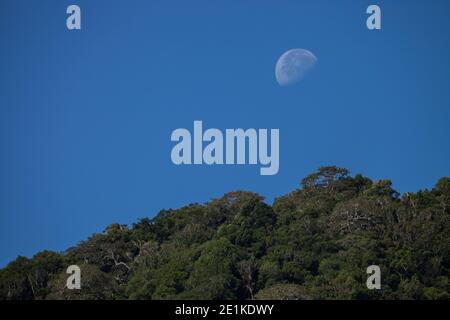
[275,49,317,86]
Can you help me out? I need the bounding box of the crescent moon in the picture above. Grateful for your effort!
[275,49,317,86]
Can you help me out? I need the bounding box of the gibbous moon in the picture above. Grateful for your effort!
[275,49,317,86]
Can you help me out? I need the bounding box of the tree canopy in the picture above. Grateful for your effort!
[1,168,449,300]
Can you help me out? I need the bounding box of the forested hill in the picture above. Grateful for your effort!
[1,167,449,300]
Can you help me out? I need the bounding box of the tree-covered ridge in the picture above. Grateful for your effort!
[1,167,449,300]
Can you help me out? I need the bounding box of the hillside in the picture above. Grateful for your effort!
[1,166,449,300]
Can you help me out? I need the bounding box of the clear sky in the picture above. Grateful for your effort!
[1,0,450,266]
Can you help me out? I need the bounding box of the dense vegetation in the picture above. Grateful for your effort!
[1,167,449,300]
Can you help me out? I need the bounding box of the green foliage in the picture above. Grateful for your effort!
[255,284,312,300]
[0,257,33,300]
[1,167,449,300]
[185,238,241,299]
[0,252,65,300]
[46,264,119,300]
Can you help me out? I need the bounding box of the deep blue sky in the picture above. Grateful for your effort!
[1,0,450,266]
